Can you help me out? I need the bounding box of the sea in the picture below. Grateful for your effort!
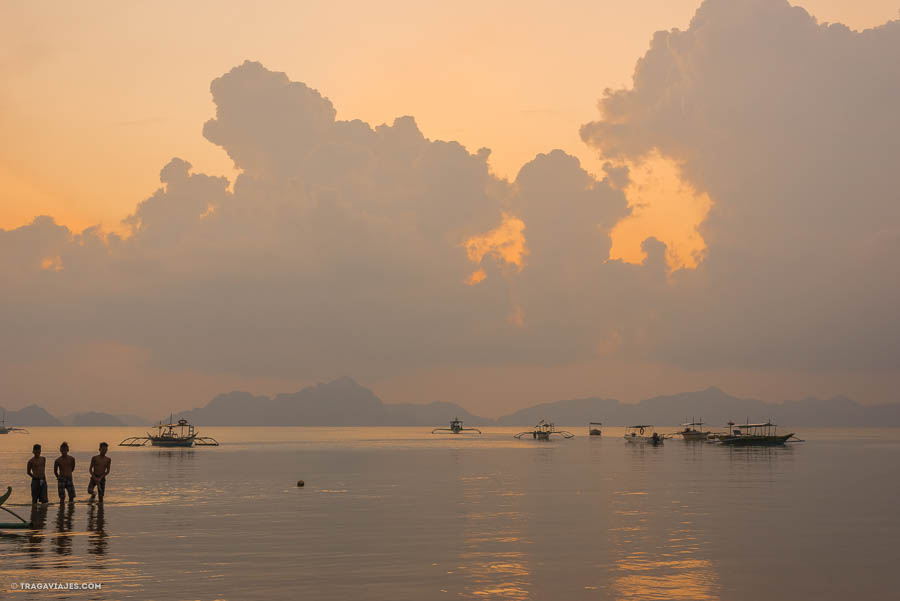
[1,426,898,600]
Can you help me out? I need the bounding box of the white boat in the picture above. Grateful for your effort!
[624,425,664,444]
[677,419,711,441]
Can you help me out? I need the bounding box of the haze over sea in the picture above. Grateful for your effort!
[1,426,898,600]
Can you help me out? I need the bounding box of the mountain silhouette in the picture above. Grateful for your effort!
[4,380,899,427]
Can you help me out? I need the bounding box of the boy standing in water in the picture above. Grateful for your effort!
[26,443,49,504]
[54,442,76,503]
[88,442,111,502]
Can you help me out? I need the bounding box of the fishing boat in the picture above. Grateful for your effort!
[1,487,32,530]
[514,420,574,440]
[709,421,736,442]
[717,421,803,446]
[119,417,219,447]
[431,417,482,434]
[588,422,602,436]
[0,410,29,434]
[624,425,664,444]
[677,419,711,441]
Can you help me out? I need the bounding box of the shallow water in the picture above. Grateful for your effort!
[1,426,898,600]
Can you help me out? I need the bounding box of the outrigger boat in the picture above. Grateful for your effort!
[588,422,602,436]
[709,421,737,442]
[431,417,481,434]
[1,487,32,530]
[0,410,29,434]
[676,419,711,441]
[624,425,664,444]
[514,420,574,440]
[119,417,219,448]
[717,421,803,446]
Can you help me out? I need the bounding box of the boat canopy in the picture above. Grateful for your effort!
[514,420,575,439]
[156,419,192,428]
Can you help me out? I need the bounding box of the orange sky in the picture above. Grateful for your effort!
[2,1,896,265]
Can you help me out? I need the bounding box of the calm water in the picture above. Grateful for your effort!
[1,426,898,600]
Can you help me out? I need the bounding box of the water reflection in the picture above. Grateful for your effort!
[611,450,720,600]
[456,466,532,600]
[725,446,795,486]
[2,501,151,596]
[87,503,108,557]
[26,503,49,563]
[625,444,666,473]
[726,446,795,462]
[459,530,530,600]
[156,449,196,460]
[53,502,75,557]
[614,554,718,601]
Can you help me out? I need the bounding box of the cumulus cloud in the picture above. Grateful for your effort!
[601,161,630,190]
[6,0,899,413]
[581,0,900,371]
[1,61,644,400]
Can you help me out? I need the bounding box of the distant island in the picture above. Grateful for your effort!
[0,405,151,427]
[3,377,899,427]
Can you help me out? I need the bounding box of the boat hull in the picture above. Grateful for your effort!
[1,486,33,529]
[624,436,663,444]
[680,431,711,441]
[719,433,794,446]
[150,437,196,447]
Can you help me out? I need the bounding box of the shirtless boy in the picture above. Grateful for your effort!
[26,444,49,504]
[88,442,111,502]
[54,442,76,503]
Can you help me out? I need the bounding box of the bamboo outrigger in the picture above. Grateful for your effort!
[431,417,481,434]
[514,420,574,440]
[120,417,219,447]
[1,487,32,530]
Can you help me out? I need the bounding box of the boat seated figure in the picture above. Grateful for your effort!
[624,425,665,444]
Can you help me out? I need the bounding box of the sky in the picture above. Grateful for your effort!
[2,0,899,417]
